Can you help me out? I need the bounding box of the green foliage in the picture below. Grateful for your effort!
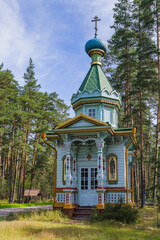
[103,0,160,205]
[0,59,70,203]
[92,204,139,223]
[0,202,53,209]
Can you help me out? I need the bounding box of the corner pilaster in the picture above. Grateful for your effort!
[96,140,105,188]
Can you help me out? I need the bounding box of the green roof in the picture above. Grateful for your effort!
[114,128,133,131]
[78,65,113,93]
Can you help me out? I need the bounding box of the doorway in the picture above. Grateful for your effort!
[78,167,97,206]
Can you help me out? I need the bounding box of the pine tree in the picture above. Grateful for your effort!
[131,0,156,207]
[104,0,157,207]
[20,58,40,202]
[103,0,135,127]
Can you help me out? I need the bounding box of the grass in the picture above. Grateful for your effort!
[0,201,53,209]
[0,207,160,240]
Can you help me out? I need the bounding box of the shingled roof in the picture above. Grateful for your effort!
[78,64,113,93]
[24,190,41,197]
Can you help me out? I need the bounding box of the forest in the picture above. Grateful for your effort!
[0,0,160,207]
[0,58,70,203]
[103,0,160,207]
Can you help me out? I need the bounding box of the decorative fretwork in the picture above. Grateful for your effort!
[56,193,65,203]
[128,192,132,202]
[105,192,126,203]
[56,192,78,204]
[105,136,113,145]
[71,135,97,140]
[114,136,123,144]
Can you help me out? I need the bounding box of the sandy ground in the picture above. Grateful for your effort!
[0,205,52,217]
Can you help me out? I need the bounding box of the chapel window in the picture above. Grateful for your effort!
[62,156,66,185]
[108,155,118,182]
[88,108,96,118]
[62,155,72,185]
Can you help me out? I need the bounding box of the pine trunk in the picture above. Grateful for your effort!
[0,131,2,177]
[30,132,37,190]
[17,150,25,203]
[140,90,144,208]
[153,0,160,199]
[12,150,19,203]
[22,126,29,203]
[9,121,15,203]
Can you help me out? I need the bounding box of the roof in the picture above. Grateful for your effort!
[24,190,41,197]
[44,113,136,142]
[78,64,113,93]
[55,112,109,130]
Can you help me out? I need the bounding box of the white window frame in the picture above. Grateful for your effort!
[88,108,96,118]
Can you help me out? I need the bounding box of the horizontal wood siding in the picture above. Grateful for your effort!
[56,143,126,188]
[69,120,95,128]
[56,147,67,188]
[106,144,126,187]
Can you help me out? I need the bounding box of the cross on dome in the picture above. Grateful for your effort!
[91,16,101,37]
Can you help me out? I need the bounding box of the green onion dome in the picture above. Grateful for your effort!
[85,36,107,55]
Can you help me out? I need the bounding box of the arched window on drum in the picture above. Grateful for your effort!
[107,155,118,183]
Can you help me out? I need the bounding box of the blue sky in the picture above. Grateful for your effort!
[0,0,117,117]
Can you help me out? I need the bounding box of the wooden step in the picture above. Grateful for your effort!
[73,207,95,220]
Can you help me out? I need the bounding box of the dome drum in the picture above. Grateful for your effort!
[88,48,105,57]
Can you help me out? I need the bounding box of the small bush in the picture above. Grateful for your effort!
[6,212,19,221]
[92,203,139,223]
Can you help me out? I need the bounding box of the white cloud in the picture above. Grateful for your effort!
[0,1,35,65]
[0,0,117,118]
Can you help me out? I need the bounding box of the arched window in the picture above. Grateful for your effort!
[62,156,66,185]
[108,155,118,183]
[62,156,72,185]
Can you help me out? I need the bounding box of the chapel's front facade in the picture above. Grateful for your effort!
[43,24,137,215]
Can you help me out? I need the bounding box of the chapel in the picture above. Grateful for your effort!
[43,17,137,216]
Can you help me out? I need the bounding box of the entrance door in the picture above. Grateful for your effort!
[78,167,97,206]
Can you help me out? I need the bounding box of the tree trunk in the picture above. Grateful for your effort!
[153,0,160,199]
[6,145,11,176]
[12,150,19,203]
[17,150,25,203]
[140,90,144,208]
[30,132,38,190]
[22,126,29,203]
[9,121,15,203]
[0,131,2,177]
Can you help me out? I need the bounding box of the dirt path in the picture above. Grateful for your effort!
[0,205,52,217]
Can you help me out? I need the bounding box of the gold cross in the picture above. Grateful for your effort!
[91,16,101,37]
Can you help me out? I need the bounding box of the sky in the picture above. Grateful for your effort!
[0,0,117,117]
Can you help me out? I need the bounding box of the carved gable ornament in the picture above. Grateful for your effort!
[86,154,92,160]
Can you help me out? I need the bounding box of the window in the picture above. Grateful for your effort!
[88,109,96,118]
[62,156,66,185]
[81,168,88,190]
[108,155,118,182]
[62,156,72,185]
[91,168,98,189]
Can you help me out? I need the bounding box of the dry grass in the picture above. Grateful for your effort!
[0,220,160,240]
[0,208,160,240]
[138,206,160,228]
